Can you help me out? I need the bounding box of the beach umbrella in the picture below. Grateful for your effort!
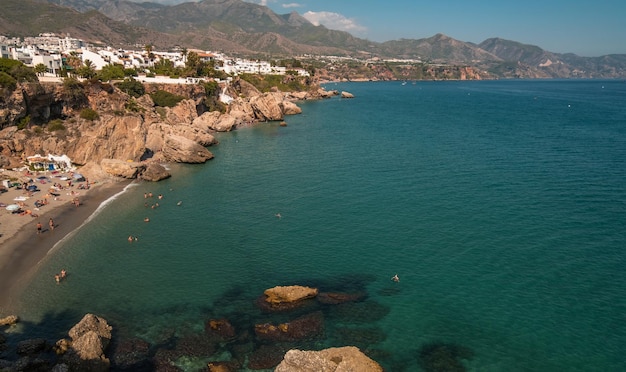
[72,173,85,181]
[5,204,20,211]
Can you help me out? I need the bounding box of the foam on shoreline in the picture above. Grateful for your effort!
[0,179,132,314]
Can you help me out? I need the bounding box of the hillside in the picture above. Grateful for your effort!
[2,0,625,78]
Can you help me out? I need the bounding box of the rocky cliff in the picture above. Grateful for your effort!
[0,77,322,180]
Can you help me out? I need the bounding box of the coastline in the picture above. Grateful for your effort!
[0,177,131,314]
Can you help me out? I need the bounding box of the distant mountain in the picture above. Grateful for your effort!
[2,0,625,78]
[380,33,501,63]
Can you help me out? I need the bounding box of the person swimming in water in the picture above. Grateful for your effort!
[391,274,399,282]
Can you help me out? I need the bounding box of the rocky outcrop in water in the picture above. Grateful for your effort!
[60,313,113,372]
[274,346,384,372]
[259,285,319,312]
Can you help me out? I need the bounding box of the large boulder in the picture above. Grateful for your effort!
[0,315,19,326]
[249,92,285,121]
[263,285,318,305]
[100,159,145,179]
[61,314,112,372]
[341,91,354,98]
[161,134,214,163]
[140,162,171,182]
[280,100,302,115]
[274,346,383,372]
[193,111,238,132]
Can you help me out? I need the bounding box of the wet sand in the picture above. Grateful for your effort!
[0,178,130,314]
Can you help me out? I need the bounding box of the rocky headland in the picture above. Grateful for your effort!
[0,77,340,183]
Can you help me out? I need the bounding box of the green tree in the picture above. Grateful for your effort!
[115,78,145,98]
[0,71,17,91]
[0,58,37,83]
[98,64,125,81]
[76,59,96,79]
[34,63,47,76]
[152,58,175,76]
[123,68,138,77]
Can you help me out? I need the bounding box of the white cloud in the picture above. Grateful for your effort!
[302,11,367,34]
[282,3,303,8]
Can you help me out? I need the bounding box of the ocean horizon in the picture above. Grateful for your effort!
[7,79,626,371]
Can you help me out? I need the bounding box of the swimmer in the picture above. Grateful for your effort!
[128,235,134,242]
[275,213,282,219]
[391,274,399,282]
[60,269,66,278]
[144,217,150,222]
[55,274,60,284]
[176,201,182,206]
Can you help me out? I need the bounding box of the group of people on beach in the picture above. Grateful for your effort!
[36,218,55,234]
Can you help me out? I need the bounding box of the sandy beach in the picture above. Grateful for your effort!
[0,171,130,314]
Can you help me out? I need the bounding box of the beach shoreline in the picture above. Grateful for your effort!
[0,175,131,314]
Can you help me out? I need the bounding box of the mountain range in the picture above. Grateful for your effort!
[2,0,625,78]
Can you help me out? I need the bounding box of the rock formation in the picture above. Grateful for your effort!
[341,91,355,98]
[274,346,384,372]
[254,311,324,342]
[59,313,113,372]
[0,77,319,181]
[0,315,19,326]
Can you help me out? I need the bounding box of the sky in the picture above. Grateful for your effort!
[136,0,626,57]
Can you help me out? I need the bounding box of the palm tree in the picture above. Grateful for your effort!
[34,63,47,76]
[181,47,188,64]
[77,60,96,79]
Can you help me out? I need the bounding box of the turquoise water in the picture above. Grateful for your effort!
[11,80,626,371]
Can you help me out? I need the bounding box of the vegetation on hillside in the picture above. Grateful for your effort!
[0,58,38,91]
[150,90,184,108]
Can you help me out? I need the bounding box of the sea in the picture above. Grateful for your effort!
[7,79,626,371]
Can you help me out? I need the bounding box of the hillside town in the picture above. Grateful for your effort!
[0,32,311,83]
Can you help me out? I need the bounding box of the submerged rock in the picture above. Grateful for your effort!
[254,311,324,342]
[418,342,474,372]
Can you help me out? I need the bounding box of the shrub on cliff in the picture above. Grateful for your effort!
[150,90,184,107]
[80,108,99,121]
[0,71,17,91]
[47,119,66,132]
[0,58,37,84]
[202,81,226,113]
[240,73,307,93]
[116,78,145,98]
[63,77,88,108]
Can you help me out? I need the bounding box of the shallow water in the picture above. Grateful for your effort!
[10,80,626,371]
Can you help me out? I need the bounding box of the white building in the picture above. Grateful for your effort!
[31,53,63,75]
[81,49,109,70]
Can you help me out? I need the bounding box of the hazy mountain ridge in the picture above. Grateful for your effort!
[4,0,625,78]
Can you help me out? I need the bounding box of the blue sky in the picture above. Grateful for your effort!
[137,0,626,56]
